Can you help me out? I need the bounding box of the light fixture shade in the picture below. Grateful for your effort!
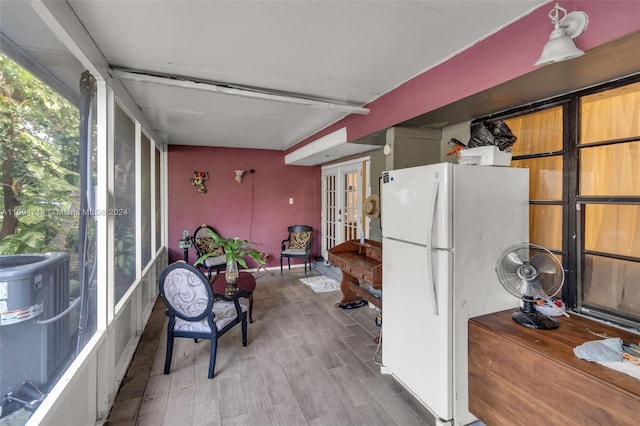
[534,4,588,67]
[534,28,585,66]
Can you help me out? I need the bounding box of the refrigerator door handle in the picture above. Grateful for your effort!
[426,181,439,316]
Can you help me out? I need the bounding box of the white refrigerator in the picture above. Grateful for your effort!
[381,163,529,426]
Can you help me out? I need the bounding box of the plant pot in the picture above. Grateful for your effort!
[225,260,239,296]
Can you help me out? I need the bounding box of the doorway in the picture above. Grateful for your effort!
[321,157,370,259]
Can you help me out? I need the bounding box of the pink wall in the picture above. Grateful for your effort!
[168,146,321,269]
[288,0,640,153]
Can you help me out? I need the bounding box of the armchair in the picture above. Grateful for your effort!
[158,262,248,379]
[280,225,313,276]
[193,224,226,280]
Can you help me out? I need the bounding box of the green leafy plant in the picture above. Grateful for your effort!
[195,229,265,269]
[0,53,81,254]
[115,234,136,279]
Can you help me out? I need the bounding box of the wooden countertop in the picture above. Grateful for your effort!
[469,309,640,425]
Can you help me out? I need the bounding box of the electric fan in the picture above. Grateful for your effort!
[496,243,567,329]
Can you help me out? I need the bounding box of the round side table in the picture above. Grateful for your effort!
[211,272,257,322]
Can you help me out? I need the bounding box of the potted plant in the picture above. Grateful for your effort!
[195,229,265,295]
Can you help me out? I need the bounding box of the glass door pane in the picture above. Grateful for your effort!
[580,81,640,144]
[506,106,565,251]
[507,106,563,155]
[322,173,337,259]
[343,169,360,242]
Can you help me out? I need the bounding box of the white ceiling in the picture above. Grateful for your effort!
[1,0,548,155]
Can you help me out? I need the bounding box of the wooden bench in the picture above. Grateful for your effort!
[468,309,640,425]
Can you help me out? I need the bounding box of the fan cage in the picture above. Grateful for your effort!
[496,243,564,301]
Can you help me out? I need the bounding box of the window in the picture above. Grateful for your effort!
[114,105,137,302]
[141,133,152,268]
[490,75,640,330]
[578,81,640,326]
[155,147,162,252]
[0,54,97,421]
[508,106,565,252]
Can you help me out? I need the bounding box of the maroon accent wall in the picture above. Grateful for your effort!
[168,146,321,269]
[288,0,640,153]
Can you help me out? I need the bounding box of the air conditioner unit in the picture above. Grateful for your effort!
[0,252,78,414]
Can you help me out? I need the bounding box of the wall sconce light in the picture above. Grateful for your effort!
[234,169,245,183]
[534,3,588,67]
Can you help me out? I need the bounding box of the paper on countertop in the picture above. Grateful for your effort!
[574,338,624,362]
[598,360,640,380]
[574,337,640,380]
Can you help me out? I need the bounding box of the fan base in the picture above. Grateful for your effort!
[512,309,559,329]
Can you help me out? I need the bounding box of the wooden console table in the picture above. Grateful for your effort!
[468,309,640,425]
[328,239,382,309]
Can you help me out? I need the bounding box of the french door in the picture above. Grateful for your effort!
[321,158,369,259]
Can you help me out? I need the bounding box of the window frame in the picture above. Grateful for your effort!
[474,73,640,331]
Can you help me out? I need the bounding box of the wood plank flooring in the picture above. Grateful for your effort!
[106,268,435,426]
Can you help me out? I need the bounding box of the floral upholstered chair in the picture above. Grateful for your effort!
[193,224,226,280]
[158,262,248,379]
[280,225,313,276]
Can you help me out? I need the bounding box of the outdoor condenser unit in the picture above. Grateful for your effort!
[0,252,78,405]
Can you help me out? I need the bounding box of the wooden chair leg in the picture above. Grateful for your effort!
[164,333,174,375]
[241,315,248,347]
[208,338,217,379]
[248,291,254,323]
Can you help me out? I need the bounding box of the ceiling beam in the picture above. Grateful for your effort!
[111,68,370,115]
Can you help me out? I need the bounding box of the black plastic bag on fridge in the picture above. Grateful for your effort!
[467,120,517,151]
[467,122,494,148]
[492,120,518,150]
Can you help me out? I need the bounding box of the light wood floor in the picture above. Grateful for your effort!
[106,268,435,426]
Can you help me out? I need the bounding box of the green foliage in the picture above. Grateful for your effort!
[196,229,264,269]
[0,52,81,254]
[0,227,58,253]
[115,234,136,280]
